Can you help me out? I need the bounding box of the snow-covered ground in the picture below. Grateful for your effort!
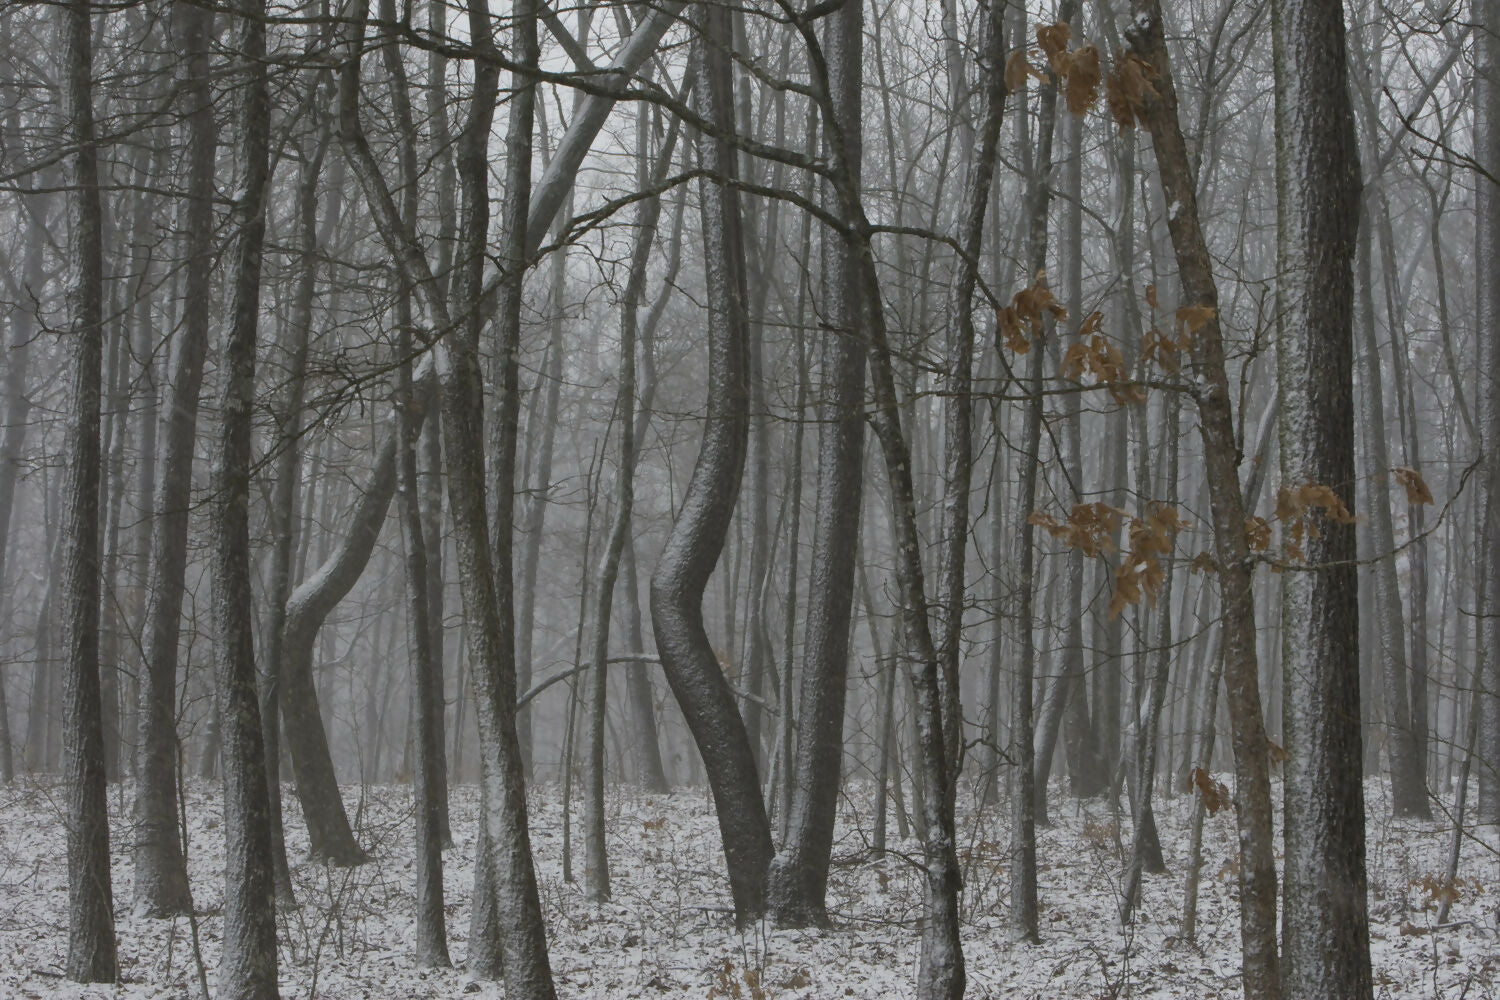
[1,774,1494,998]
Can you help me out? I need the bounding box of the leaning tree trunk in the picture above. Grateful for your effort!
[57,0,117,979]
[1126,5,1283,994]
[1270,2,1374,997]
[213,1,280,996]
[649,0,772,925]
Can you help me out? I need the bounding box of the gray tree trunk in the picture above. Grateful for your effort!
[57,0,117,978]
[766,0,868,928]
[1352,212,1429,818]
[649,5,772,926]
[1126,4,1283,994]
[1472,0,1500,831]
[131,0,214,918]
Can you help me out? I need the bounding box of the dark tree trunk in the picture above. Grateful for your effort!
[57,0,117,978]
[1271,1,1374,997]
[213,1,280,996]
[649,1,772,926]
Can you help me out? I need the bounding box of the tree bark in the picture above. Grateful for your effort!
[1472,0,1500,831]
[766,0,871,929]
[213,1,280,995]
[1125,5,1283,995]
[133,0,215,916]
[649,3,772,925]
[57,0,117,978]
[1270,1,1373,996]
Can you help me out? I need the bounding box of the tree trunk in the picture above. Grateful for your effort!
[1126,6,1283,995]
[1352,212,1429,817]
[133,0,214,916]
[1271,1,1374,995]
[650,2,772,926]
[767,0,871,929]
[1121,391,1180,921]
[213,1,280,995]
[935,0,1008,796]
[57,0,117,977]
[1472,0,1500,832]
[0,171,37,787]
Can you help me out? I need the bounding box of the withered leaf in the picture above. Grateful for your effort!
[1064,45,1101,115]
[1190,767,1231,816]
[1036,22,1072,76]
[1005,47,1036,91]
[1392,466,1434,505]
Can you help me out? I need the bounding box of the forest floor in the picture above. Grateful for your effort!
[1,771,1496,999]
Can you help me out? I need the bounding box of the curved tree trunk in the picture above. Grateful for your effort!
[649,1,771,926]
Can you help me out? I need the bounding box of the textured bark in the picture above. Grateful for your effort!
[649,2,772,925]
[766,0,866,928]
[214,1,280,996]
[133,0,214,916]
[57,0,117,978]
[1473,0,1500,829]
[1271,1,1374,997]
[1126,5,1282,994]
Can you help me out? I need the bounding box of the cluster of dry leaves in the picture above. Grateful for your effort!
[997,272,1067,354]
[1028,501,1186,618]
[1004,20,1160,131]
